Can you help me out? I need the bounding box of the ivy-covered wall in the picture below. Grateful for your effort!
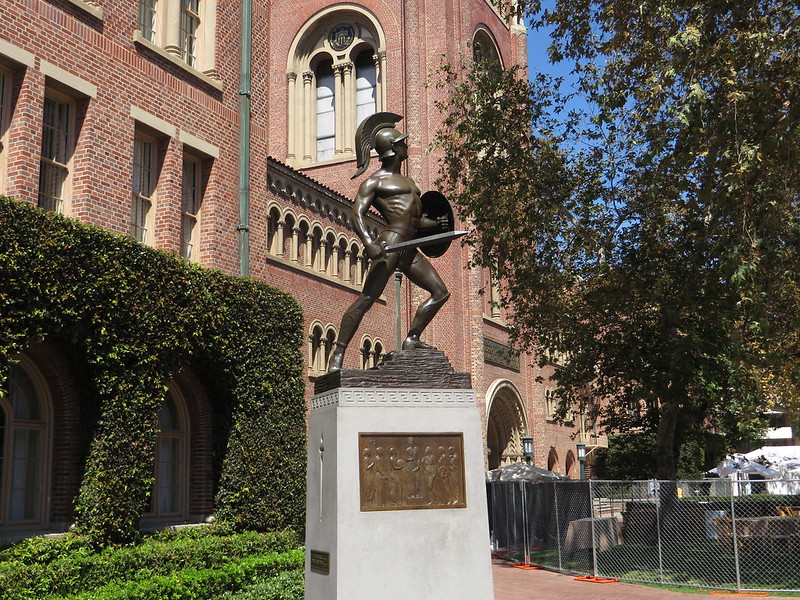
[0,196,307,545]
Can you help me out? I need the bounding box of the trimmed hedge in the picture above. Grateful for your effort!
[0,528,303,600]
[219,568,304,600]
[61,551,304,600]
[0,196,307,544]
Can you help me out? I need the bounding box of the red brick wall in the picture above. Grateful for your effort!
[0,0,583,513]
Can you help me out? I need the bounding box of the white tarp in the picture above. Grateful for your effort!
[707,446,800,495]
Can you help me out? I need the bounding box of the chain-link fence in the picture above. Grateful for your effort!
[488,478,800,593]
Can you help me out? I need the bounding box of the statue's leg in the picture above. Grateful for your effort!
[328,257,395,371]
[401,253,450,350]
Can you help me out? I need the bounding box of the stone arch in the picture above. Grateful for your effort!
[308,320,326,374]
[373,338,385,366]
[323,229,337,276]
[266,203,283,256]
[359,335,374,369]
[336,235,348,280]
[485,379,528,470]
[296,217,311,267]
[283,210,298,260]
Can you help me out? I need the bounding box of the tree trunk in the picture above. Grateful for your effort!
[655,399,679,479]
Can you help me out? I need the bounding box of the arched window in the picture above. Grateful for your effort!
[547,448,558,472]
[310,324,338,374]
[266,207,282,256]
[1,360,50,526]
[472,26,503,68]
[309,324,323,374]
[287,9,386,166]
[315,59,336,162]
[360,338,373,369]
[355,50,377,126]
[565,451,576,479]
[148,390,188,519]
[324,328,337,371]
[350,242,362,285]
[545,388,558,421]
[324,232,336,276]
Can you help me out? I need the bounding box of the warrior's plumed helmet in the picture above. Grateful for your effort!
[352,112,407,179]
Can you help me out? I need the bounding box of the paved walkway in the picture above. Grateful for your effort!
[492,560,799,600]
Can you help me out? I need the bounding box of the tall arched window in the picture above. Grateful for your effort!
[287,8,387,166]
[355,50,377,126]
[148,390,188,519]
[1,360,50,527]
[315,59,336,162]
[472,26,503,68]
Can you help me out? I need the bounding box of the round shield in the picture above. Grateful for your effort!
[419,191,455,257]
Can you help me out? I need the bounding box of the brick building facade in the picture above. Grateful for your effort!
[0,0,600,536]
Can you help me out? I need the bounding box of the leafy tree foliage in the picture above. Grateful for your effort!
[435,1,800,478]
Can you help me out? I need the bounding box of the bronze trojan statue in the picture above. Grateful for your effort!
[328,113,458,372]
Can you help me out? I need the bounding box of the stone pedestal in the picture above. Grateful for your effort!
[304,350,493,600]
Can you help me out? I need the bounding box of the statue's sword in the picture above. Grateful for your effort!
[384,230,469,253]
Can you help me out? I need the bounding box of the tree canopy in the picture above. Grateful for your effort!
[434,0,800,478]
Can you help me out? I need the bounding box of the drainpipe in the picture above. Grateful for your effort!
[237,0,253,276]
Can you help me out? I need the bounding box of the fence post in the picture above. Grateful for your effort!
[553,480,563,571]
[730,477,742,591]
[589,479,599,577]
[650,479,665,583]
[521,481,530,566]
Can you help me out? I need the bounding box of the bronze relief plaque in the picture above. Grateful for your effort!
[359,433,466,511]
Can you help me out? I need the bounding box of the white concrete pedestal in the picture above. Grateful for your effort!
[304,387,494,600]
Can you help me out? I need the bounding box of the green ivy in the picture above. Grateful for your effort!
[0,196,306,545]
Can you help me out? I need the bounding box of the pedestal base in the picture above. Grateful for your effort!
[304,387,493,600]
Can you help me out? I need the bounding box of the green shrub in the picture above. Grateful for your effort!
[219,568,304,600]
[0,195,306,545]
[60,551,304,600]
[0,529,301,600]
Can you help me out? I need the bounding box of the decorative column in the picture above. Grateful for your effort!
[342,62,355,154]
[304,232,313,268]
[287,72,297,162]
[376,50,387,112]
[302,71,314,162]
[319,239,328,273]
[291,226,300,262]
[164,0,182,57]
[333,64,345,156]
[343,250,352,282]
[331,243,340,278]
[276,220,286,258]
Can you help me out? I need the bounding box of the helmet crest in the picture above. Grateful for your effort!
[352,112,405,179]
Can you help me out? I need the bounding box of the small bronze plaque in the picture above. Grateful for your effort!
[359,433,467,511]
[310,549,330,574]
